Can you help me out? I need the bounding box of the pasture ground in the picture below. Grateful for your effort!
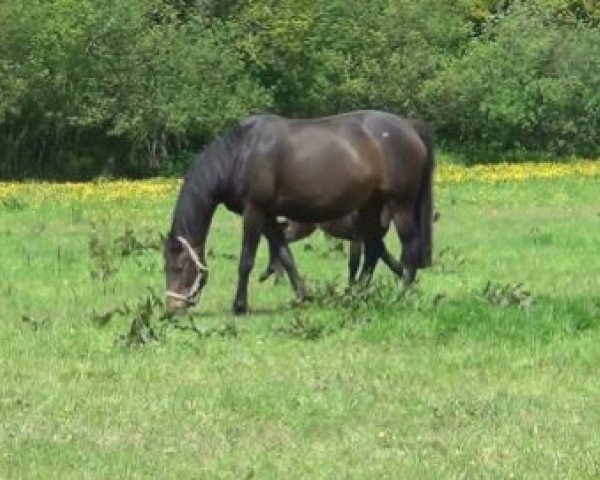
[1,169,599,478]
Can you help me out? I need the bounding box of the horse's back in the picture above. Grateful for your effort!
[242,111,429,218]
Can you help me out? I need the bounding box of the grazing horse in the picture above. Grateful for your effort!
[164,111,435,314]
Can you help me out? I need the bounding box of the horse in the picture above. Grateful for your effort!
[259,207,440,285]
[164,110,435,314]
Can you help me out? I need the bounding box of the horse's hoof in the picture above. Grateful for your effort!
[291,292,313,307]
[290,298,304,308]
[232,301,249,315]
[402,268,416,285]
[258,270,272,282]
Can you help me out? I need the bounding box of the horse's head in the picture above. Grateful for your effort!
[164,234,208,312]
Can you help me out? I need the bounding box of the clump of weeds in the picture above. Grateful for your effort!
[88,222,163,281]
[1,196,28,211]
[275,278,445,340]
[480,281,535,310]
[91,289,241,349]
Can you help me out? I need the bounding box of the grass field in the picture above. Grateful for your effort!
[1,162,599,479]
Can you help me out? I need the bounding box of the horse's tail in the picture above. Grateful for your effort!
[409,118,435,268]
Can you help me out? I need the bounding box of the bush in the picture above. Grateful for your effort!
[234,0,467,117]
[0,0,270,178]
[422,2,600,159]
[0,0,598,178]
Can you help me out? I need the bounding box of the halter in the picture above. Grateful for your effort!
[166,236,208,305]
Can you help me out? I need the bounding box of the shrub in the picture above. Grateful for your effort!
[422,2,600,159]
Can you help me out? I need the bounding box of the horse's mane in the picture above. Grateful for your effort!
[191,121,246,171]
[170,120,251,238]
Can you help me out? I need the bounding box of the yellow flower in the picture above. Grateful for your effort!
[0,178,182,203]
[436,160,600,184]
[0,160,598,203]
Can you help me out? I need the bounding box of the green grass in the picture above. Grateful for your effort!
[1,176,600,479]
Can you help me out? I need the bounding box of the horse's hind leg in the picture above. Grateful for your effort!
[263,218,307,302]
[393,207,420,284]
[260,221,316,283]
[356,200,386,285]
[357,236,384,285]
[348,241,362,284]
[259,238,285,283]
[380,243,404,277]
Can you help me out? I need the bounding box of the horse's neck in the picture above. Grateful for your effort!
[171,180,217,262]
[172,134,244,248]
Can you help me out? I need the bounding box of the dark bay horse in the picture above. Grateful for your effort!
[164,111,435,313]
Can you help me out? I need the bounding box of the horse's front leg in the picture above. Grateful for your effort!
[233,205,265,315]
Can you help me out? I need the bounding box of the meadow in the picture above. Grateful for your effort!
[1,161,599,479]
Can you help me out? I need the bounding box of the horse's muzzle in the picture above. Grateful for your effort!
[166,295,196,313]
[166,297,186,312]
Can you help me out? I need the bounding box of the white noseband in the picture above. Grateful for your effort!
[166,236,208,304]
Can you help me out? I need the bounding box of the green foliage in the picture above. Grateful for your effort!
[92,288,242,347]
[0,0,270,178]
[20,314,51,331]
[88,222,120,281]
[424,2,600,158]
[0,0,598,177]
[461,0,600,27]
[1,196,29,211]
[235,0,467,116]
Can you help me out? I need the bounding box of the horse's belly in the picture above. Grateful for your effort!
[275,203,352,223]
[273,177,373,222]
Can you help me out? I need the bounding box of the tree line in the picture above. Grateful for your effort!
[1,0,598,178]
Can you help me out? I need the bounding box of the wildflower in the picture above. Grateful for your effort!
[0,161,598,203]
